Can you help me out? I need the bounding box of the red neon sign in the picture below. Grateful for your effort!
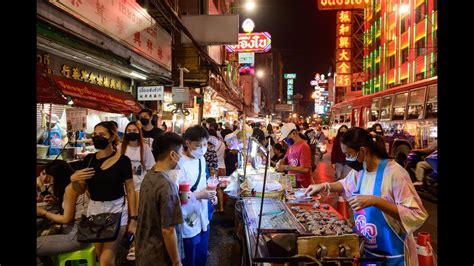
[318,0,370,10]
[225,32,272,53]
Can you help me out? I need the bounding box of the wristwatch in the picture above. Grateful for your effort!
[130,215,138,221]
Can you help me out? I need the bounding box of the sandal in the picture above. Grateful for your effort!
[126,247,135,261]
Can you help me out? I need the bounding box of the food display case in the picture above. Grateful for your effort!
[240,197,361,265]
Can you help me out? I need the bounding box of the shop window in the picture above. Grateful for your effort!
[401,47,409,63]
[392,92,408,120]
[380,96,392,120]
[416,38,426,57]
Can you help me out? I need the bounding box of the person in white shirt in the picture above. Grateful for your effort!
[120,121,155,211]
[176,125,217,266]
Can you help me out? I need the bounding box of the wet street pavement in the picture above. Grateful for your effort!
[117,143,437,265]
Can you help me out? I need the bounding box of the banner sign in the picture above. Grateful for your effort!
[225,32,271,53]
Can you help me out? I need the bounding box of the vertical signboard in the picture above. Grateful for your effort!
[336,11,352,87]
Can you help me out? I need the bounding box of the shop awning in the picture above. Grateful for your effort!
[51,76,142,115]
[37,64,67,105]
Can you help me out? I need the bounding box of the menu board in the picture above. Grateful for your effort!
[66,108,87,131]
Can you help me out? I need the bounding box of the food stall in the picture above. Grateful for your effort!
[36,64,141,173]
[223,126,370,265]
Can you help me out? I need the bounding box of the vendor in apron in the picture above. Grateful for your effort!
[305,127,428,266]
[39,114,68,156]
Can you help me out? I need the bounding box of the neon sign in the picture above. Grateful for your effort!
[318,0,370,10]
[225,32,272,53]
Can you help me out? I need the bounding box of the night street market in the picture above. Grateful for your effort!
[35,0,439,265]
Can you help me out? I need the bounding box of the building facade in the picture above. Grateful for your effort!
[363,0,437,94]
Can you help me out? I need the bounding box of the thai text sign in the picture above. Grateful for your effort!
[52,76,142,114]
[49,0,172,70]
[225,32,271,53]
[318,0,370,10]
[138,86,164,101]
[238,52,255,64]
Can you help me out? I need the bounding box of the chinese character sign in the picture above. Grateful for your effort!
[337,24,351,36]
[337,37,351,49]
[336,11,352,86]
[337,49,351,61]
[336,74,352,87]
[338,11,352,23]
[337,62,351,74]
[49,0,172,70]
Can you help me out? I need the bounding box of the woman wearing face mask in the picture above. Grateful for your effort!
[331,125,351,181]
[71,121,137,266]
[372,123,384,137]
[121,121,155,209]
[305,127,428,265]
[175,125,217,266]
[276,123,314,188]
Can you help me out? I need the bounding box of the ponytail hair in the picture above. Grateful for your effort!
[341,127,390,159]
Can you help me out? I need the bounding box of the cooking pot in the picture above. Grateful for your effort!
[37,145,49,159]
[61,147,76,161]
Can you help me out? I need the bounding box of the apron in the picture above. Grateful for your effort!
[42,124,62,156]
[353,159,406,266]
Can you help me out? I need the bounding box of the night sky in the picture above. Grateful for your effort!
[242,0,336,108]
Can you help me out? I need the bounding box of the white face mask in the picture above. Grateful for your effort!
[190,146,207,159]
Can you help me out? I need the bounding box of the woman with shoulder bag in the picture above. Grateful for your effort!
[71,121,137,266]
[37,160,90,265]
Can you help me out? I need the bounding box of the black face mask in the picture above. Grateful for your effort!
[346,160,364,172]
[92,136,110,150]
[140,118,150,126]
[125,132,140,141]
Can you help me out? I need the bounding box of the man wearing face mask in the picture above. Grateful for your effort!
[138,108,163,150]
[276,123,314,188]
[175,125,217,266]
[305,127,428,265]
[135,132,185,266]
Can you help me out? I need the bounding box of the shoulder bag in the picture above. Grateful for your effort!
[77,155,124,243]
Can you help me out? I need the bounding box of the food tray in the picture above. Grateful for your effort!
[286,202,353,236]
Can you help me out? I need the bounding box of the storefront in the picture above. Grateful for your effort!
[36,60,142,168]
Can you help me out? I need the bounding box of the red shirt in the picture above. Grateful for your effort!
[285,140,313,188]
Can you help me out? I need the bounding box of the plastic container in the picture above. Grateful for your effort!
[179,182,190,204]
[37,145,49,159]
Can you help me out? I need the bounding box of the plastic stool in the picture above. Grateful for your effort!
[55,244,96,266]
